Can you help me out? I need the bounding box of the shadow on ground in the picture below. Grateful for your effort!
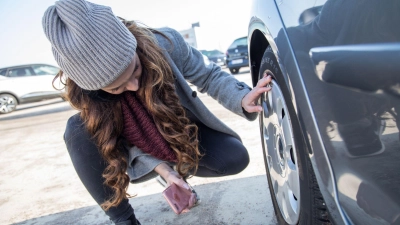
[0,100,72,121]
[12,176,276,225]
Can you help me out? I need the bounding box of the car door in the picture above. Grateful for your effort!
[31,64,61,94]
[275,0,400,224]
[2,66,40,100]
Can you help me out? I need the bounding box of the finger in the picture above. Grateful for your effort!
[245,87,271,102]
[256,86,272,94]
[181,208,190,214]
[174,180,190,190]
[257,75,272,85]
[257,75,272,87]
[166,172,182,186]
[188,193,197,208]
[245,105,263,113]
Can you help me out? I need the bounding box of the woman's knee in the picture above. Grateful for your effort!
[210,142,250,176]
[224,145,249,175]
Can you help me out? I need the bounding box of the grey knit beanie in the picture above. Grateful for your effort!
[42,0,137,90]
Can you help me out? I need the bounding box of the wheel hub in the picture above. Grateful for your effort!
[275,132,286,172]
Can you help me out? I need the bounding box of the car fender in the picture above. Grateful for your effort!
[0,91,20,104]
[248,1,348,224]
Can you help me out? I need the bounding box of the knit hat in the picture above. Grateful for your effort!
[42,0,137,90]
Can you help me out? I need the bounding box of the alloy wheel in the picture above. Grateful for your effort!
[261,78,300,224]
[0,94,17,114]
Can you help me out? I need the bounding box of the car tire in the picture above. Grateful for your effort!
[258,47,331,225]
[229,67,240,74]
[0,94,18,114]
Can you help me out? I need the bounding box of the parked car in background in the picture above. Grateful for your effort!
[225,36,249,74]
[248,0,400,224]
[0,64,63,114]
[201,53,211,65]
[199,49,226,67]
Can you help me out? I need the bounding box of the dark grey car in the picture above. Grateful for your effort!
[248,0,400,224]
[226,37,249,74]
[200,49,226,67]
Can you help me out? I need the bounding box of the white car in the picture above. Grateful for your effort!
[0,64,63,114]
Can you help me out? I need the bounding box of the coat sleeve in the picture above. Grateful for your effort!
[170,29,258,121]
[126,145,169,184]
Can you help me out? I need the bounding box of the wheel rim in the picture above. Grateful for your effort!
[261,78,300,224]
[0,95,17,113]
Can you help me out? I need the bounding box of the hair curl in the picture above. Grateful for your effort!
[54,20,201,211]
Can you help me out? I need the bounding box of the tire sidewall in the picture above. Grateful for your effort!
[259,47,313,225]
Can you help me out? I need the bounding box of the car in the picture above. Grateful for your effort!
[225,36,249,74]
[201,53,211,65]
[199,49,226,67]
[0,64,63,114]
[248,0,400,225]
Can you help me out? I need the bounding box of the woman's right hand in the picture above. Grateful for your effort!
[164,169,197,213]
[164,170,190,190]
[154,163,190,190]
[154,163,197,212]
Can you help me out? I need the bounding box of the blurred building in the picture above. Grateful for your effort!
[179,22,200,49]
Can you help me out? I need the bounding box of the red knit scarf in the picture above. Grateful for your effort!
[120,91,177,162]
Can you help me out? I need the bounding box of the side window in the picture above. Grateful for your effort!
[0,69,6,76]
[32,65,59,76]
[8,67,34,77]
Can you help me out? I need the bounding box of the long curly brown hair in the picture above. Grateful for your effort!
[54,20,201,211]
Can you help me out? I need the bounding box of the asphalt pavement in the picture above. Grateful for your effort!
[0,68,276,225]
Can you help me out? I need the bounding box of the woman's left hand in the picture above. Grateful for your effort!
[241,73,272,113]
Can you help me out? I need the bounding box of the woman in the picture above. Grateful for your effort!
[42,0,272,224]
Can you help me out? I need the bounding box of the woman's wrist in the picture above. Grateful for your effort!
[154,163,187,188]
[154,163,174,179]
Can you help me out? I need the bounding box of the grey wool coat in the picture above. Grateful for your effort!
[127,27,258,183]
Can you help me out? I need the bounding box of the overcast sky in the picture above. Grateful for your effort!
[0,0,252,68]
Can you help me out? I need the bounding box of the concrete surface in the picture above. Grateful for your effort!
[0,68,277,225]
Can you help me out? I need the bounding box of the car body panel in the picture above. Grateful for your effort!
[248,1,346,224]
[0,64,62,104]
[249,0,400,224]
[276,0,400,224]
[309,43,400,225]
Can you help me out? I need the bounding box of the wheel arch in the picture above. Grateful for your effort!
[0,92,20,104]
[249,26,295,103]
[249,29,270,87]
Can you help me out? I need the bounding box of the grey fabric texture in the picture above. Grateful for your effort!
[126,27,257,183]
[127,146,170,184]
[42,0,137,90]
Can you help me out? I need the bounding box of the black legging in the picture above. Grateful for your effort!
[64,113,249,224]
